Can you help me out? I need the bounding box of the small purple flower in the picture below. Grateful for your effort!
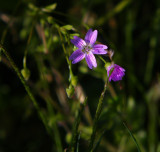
[107,64,125,82]
[69,29,108,69]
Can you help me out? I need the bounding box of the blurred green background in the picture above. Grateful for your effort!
[0,0,160,151]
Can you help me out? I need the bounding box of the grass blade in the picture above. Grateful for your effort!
[123,122,141,152]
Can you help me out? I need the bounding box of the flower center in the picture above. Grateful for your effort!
[82,44,92,53]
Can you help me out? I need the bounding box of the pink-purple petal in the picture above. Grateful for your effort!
[89,30,98,45]
[84,29,93,43]
[71,36,86,49]
[93,44,108,50]
[92,49,107,55]
[107,64,114,76]
[72,53,85,64]
[107,64,125,82]
[85,52,97,69]
[69,49,84,60]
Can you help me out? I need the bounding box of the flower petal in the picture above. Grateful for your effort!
[85,52,97,69]
[107,64,114,77]
[71,36,86,49]
[72,53,85,64]
[84,29,93,43]
[93,44,108,50]
[92,49,107,55]
[89,30,98,45]
[69,49,84,60]
[107,64,125,82]
[84,29,98,45]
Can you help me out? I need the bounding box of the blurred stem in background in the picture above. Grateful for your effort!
[0,0,22,44]
[0,45,63,152]
[88,82,108,152]
[144,9,160,85]
[96,0,132,26]
[0,0,160,151]
[123,123,141,152]
[70,98,87,152]
[146,82,160,152]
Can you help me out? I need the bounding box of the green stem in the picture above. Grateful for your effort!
[23,17,36,68]
[57,25,73,77]
[34,54,63,152]
[98,56,107,64]
[70,98,87,152]
[123,123,141,152]
[0,45,49,138]
[1,0,22,44]
[88,82,108,152]
[0,46,64,152]
[46,97,63,152]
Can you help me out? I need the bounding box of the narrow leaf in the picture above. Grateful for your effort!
[93,130,106,152]
[42,3,57,13]
[123,122,141,152]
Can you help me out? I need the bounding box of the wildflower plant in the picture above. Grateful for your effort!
[70,29,125,82]
[69,29,125,151]
[69,29,108,69]
[107,64,125,82]
[1,1,148,152]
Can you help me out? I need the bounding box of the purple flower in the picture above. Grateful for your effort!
[69,29,108,69]
[107,64,125,82]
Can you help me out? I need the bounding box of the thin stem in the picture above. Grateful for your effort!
[46,97,63,152]
[1,0,22,44]
[23,12,39,70]
[88,82,108,152]
[0,45,64,151]
[33,55,63,152]
[123,122,141,152]
[70,98,87,152]
[0,46,38,108]
[23,18,36,68]
[57,25,73,77]
[0,45,50,140]
[98,56,107,64]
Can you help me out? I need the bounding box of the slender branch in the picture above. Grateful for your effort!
[123,123,141,152]
[88,82,108,152]
[0,45,49,137]
[1,0,22,44]
[70,98,87,152]
[56,25,73,77]
[23,18,36,68]
[98,56,107,64]
[46,97,63,152]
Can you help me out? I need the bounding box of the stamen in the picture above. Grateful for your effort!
[83,44,92,53]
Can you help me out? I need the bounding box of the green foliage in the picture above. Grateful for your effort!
[41,3,57,13]
[21,68,30,80]
[0,0,160,152]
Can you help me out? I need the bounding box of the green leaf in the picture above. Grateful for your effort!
[61,25,74,30]
[60,25,75,35]
[28,3,38,11]
[42,3,57,13]
[123,122,141,152]
[66,84,75,98]
[71,75,78,87]
[66,133,72,143]
[47,16,54,24]
[21,68,30,81]
[93,130,106,152]
[70,33,80,39]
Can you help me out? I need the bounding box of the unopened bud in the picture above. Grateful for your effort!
[107,49,114,60]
